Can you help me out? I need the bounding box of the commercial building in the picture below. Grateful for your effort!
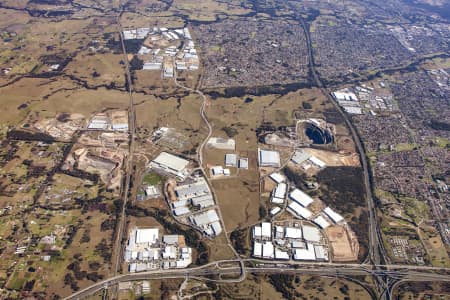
[253,241,262,257]
[149,152,189,179]
[225,154,237,167]
[258,148,281,167]
[291,149,311,165]
[323,207,344,223]
[293,243,316,261]
[285,227,302,239]
[313,215,331,229]
[287,201,312,219]
[262,241,274,259]
[269,172,285,184]
[271,183,287,204]
[238,158,248,169]
[289,189,314,207]
[270,206,281,216]
[308,156,326,169]
[302,225,321,243]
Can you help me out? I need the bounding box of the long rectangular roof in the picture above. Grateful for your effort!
[323,207,344,223]
[289,189,314,207]
[293,243,316,260]
[302,225,321,242]
[313,215,331,229]
[152,152,189,172]
[287,201,312,219]
[258,148,281,167]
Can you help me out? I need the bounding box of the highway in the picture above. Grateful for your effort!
[299,17,390,299]
[65,260,450,300]
[112,7,138,277]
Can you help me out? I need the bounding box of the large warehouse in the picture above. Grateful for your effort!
[258,148,281,167]
[149,152,190,179]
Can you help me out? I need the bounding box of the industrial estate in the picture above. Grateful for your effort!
[0,0,449,299]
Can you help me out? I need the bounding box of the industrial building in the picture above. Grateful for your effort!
[124,227,193,272]
[149,152,189,179]
[189,209,222,236]
[269,172,285,184]
[291,149,311,165]
[323,207,344,224]
[225,153,237,167]
[252,222,329,262]
[313,215,331,229]
[289,189,314,207]
[271,183,287,204]
[258,148,281,167]
[287,201,312,219]
[238,158,249,169]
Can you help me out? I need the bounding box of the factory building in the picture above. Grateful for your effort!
[258,148,281,167]
[149,152,189,179]
[289,189,314,207]
[323,207,345,224]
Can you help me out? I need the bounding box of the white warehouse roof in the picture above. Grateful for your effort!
[323,207,344,223]
[273,183,287,199]
[293,243,316,260]
[151,152,189,173]
[262,242,274,259]
[258,148,281,167]
[287,201,312,219]
[135,228,159,244]
[285,227,302,239]
[309,156,326,169]
[269,172,285,183]
[275,248,290,260]
[253,241,262,257]
[313,215,331,229]
[302,225,321,243]
[261,222,272,238]
[289,189,314,207]
[270,207,281,216]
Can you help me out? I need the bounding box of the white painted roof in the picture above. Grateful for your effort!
[313,215,331,229]
[258,148,281,167]
[253,226,262,238]
[152,152,189,172]
[270,207,281,216]
[323,207,344,223]
[271,196,284,204]
[287,201,312,219]
[261,222,272,238]
[302,225,321,242]
[269,172,285,183]
[262,241,274,258]
[275,248,290,260]
[309,156,326,168]
[135,228,159,244]
[293,243,316,260]
[314,245,327,260]
[289,189,314,207]
[285,227,302,239]
[273,183,287,199]
[253,241,262,257]
[291,150,311,164]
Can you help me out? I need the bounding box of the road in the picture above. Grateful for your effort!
[111,9,138,277]
[172,70,246,280]
[65,259,450,300]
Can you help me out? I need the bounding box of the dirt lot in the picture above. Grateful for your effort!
[304,148,360,167]
[326,225,359,262]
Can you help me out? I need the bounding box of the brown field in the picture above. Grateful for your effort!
[326,225,359,262]
[212,176,260,232]
[304,148,360,167]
